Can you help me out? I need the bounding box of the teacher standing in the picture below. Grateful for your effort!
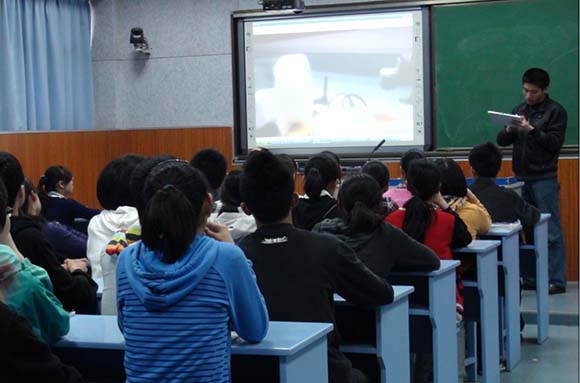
[497,67,568,294]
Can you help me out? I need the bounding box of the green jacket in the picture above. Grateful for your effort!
[0,244,69,344]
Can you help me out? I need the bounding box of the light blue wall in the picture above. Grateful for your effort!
[91,0,375,130]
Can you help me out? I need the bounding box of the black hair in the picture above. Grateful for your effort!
[190,148,227,191]
[469,142,503,178]
[129,155,177,219]
[0,178,8,230]
[220,170,243,210]
[320,150,342,178]
[37,165,73,205]
[303,153,340,199]
[0,152,25,208]
[21,178,36,216]
[403,159,440,243]
[240,149,294,224]
[276,153,298,178]
[435,158,467,197]
[338,174,383,233]
[96,154,145,210]
[522,68,550,89]
[361,160,390,191]
[141,160,208,263]
[401,149,426,175]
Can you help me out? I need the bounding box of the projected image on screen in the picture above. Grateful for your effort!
[244,10,426,150]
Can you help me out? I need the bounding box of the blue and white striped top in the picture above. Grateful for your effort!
[116,236,268,383]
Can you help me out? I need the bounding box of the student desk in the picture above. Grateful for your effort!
[453,240,500,383]
[481,222,522,371]
[389,260,460,383]
[519,213,551,344]
[55,315,333,383]
[334,285,414,383]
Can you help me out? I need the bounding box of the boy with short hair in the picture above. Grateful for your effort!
[238,149,393,383]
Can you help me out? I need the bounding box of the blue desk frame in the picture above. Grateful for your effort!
[335,285,414,383]
[482,223,522,371]
[454,240,500,383]
[55,316,333,383]
[390,260,460,383]
[520,213,551,344]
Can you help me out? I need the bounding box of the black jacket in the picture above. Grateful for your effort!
[0,303,85,383]
[10,215,98,314]
[313,218,440,277]
[292,195,340,230]
[497,95,567,180]
[238,223,393,383]
[469,177,540,240]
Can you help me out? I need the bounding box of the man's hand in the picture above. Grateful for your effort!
[512,116,535,133]
[204,222,234,244]
[428,192,450,211]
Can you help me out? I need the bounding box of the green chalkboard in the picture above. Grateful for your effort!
[434,0,579,149]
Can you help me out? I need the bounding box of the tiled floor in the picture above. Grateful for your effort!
[499,282,579,383]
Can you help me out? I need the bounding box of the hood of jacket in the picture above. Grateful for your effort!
[314,217,378,252]
[10,215,43,238]
[293,195,338,230]
[90,206,140,234]
[122,235,219,311]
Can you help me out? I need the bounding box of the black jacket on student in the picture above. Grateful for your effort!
[10,215,98,314]
[0,303,85,383]
[292,194,340,230]
[238,223,393,383]
[469,177,540,241]
[313,218,440,276]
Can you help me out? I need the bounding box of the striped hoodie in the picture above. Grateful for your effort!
[116,235,269,383]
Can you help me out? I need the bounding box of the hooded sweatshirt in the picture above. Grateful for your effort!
[116,235,269,383]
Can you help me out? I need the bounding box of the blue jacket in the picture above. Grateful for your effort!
[116,235,268,383]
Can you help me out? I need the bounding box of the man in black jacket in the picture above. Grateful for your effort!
[237,149,393,383]
[0,152,97,313]
[497,68,567,294]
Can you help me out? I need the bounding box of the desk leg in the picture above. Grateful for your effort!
[378,297,410,383]
[477,250,500,383]
[535,221,550,344]
[502,235,522,369]
[280,337,328,383]
[430,272,458,383]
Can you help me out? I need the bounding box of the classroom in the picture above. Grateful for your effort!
[0,0,578,382]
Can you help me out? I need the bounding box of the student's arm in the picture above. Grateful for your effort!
[221,245,269,343]
[527,107,567,153]
[386,224,440,272]
[333,240,394,307]
[69,199,100,221]
[446,210,472,249]
[14,230,98,314]
[508,189,541,238]
[43,223,87,261]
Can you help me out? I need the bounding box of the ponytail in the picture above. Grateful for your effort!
[347,200,381,233]
[141,185,197,263]
[37,166,73,206]
[304,167,324,199]
[37,175,50,205]
[402,196,433,243]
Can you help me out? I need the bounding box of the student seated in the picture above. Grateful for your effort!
[314,173,439,275]
[435,158,492,239]
[236,149,393,383]
[0,179,69,344]
[384,149,425,207]
[190,148,228,210]
[0,152,98,314]
[21,178,87,262]
[385,159,472,383]
[37,165,100,230]
[209,170,256,241]
[293,152,342,230]
[87,154,144,314]
[0,263,84,383]
[117,160,268,382]
[276,153,299,180]
[361,160,399,216]
[468,142,540,241]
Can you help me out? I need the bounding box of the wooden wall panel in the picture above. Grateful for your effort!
[0,127,576,281]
